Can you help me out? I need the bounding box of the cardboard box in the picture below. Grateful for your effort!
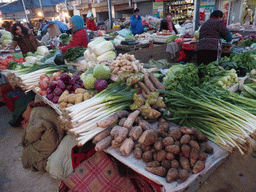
[47,24,61,38]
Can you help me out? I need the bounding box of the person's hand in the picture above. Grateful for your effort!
[9,50,15,53]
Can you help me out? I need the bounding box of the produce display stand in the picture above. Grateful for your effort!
[114,42,151,55]
[105,123,229,192]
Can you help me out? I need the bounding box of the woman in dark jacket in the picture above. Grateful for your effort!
[196,10,232,65]
[9,23,42,54]
[159,13,178,34]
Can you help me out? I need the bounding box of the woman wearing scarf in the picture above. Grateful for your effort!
[61,15,89,53]
[196,10,232,65]
[9,23,42,54]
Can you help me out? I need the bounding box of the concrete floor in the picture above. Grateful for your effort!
[1,104,256,192]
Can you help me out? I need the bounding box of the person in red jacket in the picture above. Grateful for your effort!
[86,17,97,31]
[61,15,89,53]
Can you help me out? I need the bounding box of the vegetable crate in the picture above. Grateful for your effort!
[0,83,12,103]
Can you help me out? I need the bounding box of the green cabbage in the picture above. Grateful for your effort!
[93,64,111,79]
[163,63,200,90]
[37,46,49,56]
[97,51,116,62]
[82,74,97,89]
[25,56,39,64]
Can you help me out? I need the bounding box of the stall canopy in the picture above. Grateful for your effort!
[0,0,72,14]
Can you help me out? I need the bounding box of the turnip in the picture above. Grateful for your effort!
[54,87,63,96]
[49,81,57,90]
[57,80,66,90]
[95,79,108,92]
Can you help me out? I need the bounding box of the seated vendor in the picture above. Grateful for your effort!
[159,13,178,34]
[60,15,89,53]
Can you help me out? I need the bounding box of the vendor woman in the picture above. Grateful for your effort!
[159,13,178,34]
[196,10,232,65]
[61,15,89,53]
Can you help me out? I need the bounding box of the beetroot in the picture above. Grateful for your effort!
[52,96,60,104]
[54,87,63,96]
[67,85,73,91]
[49,81,57,90]
[73,84,81,91]
[57,80,66,90]
[46,93,54,101]
[68,78,76,85]
[60,73,71,83]
[46,87,52,94]
[95,79,108,92]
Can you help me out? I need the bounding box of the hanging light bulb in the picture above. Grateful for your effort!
[38,12,43,16]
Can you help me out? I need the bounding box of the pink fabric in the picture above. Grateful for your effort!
[168,21,173,32]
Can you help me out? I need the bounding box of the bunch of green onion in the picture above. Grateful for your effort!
[160,85,256,155]
[63,82,136,146]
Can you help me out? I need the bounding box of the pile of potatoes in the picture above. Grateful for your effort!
[134,119,213,183]
[93,111,213,184]
[58,88,95,109]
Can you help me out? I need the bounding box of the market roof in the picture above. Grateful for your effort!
[0,0,72,14]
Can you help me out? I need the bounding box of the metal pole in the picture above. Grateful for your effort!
[21,0,29,22]
[107,0,113,29]
[38,0,45,18]
[193,0,201,31]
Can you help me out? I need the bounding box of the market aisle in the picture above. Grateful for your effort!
[0,106,60,192]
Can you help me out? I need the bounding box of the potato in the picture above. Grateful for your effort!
[112,140,122,148]
[93,128,111,144]
[129,126,143,141]
[205,144,214,154]
[168,128,182,140]
[110,126,129,143]
[134,143,142,149]
[59,102,67,109]
[115,110,129,118]
[166,153,175,161]
[161,160,171,170]
[134,147,143,159]
[147,161,160,167]
[166,168,179,183]
[180,134,191,145]
[119,138,134,156]
[179,157,191,172]
[190,148,199,167]
[189,140,200,151]
[162,137,174,147]
[154,141,163,151]
[95,135,113,151]
[139,130,158,146]
[179,126,194,135]
[200,142,207,153]
[138,118,153,131]
[151,149,156,154]
[158,132,168,138]
[145,166,167,177]
[83,92,90,101]
[171,160,179,168]
[193,160,205,174]
[179,169,189,182]
[181,145,191,159]
[158,122,170,133]
[142,151,153,163]
[97,114,119,128]
[75,93,83,104]
[174,141,181,146]
[196,132,208,142]
[141,144,151,152]
[123,110,140,129]
[67,103,73,107]
[165,145,180,154]
[199,153,208,161]
[67,94,76,104]
[119,118,127,127]
[58,90,69,103]
[155,150,166,162]
[75,88,86,94]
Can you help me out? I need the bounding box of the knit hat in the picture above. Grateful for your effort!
[71,15,84,31]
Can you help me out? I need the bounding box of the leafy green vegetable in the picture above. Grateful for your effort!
[144,59,175,69]
[7,61,18,70]
[82,74,97,89]
[93,64,111,79]
[63,46,86,62]
[163,63,200,90]
[59,33,71,45]
[240,38,256,47]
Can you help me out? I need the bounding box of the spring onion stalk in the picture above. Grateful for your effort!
[160,86,256,155]
[77,128,104,147]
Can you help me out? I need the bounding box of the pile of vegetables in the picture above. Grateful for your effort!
[163,63,199,91]
[59,33,71,46]
[0,55,25,70]
[80,64,110,91]
[60,82,136,146]
[93,112,212,183]
[161,85,256,155]
[110,53,144,75]
[24,46,50,64]
[0,30,13,46]
[81,37,116,70]
[238,35,256,47]
[63,46,86,62]
[144,59,174,69]
[166,35,179,44]
[241,82,256,99]
[156,30,173,36]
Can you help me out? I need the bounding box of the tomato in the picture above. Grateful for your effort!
[0,65,7,70]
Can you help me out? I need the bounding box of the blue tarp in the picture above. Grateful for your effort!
[0,0,73,14]
[42,20,68,32]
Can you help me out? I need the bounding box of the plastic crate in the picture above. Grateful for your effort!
[0,83,12,103]
[2,88,23,112]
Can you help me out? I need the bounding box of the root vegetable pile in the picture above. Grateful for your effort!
[94,117,213,183]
